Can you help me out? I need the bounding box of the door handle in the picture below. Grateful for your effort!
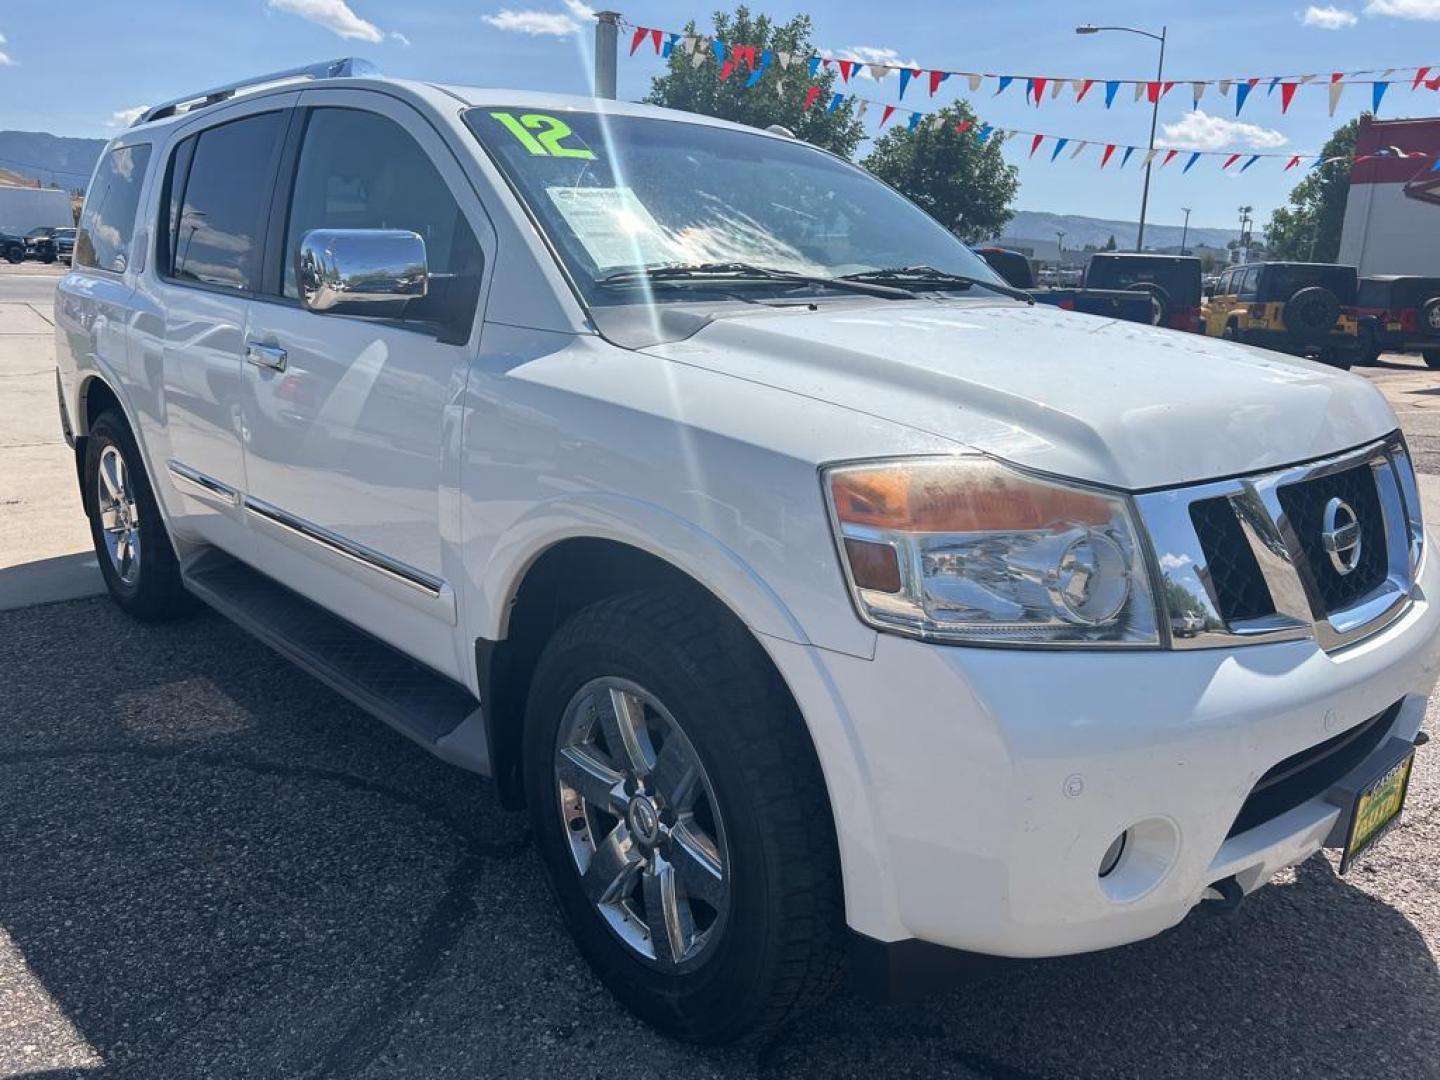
[245,341,288,372]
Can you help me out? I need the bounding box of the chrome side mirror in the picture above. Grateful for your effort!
[297,228,428,313]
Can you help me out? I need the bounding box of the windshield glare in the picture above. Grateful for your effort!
[465,107,1005,304]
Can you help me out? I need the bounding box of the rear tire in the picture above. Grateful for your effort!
[1424,350,1440,371]
[84,409,194,621]
[4,244,23,264]
[522,589,843,1043]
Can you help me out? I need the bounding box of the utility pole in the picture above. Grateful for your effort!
[1238,205,1253,264]
[1179,207,1191,255]
[594,11,620,99]
[1056,230,1066,270]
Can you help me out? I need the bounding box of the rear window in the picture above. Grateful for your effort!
[75,143,152,273]
[1084,256,1202,305]
[1359,277,1440,308]
[1259,265,1357,303]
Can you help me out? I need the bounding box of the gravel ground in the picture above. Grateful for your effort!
[1,596,1437,1080]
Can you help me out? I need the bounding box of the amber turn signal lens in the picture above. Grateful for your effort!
[843,538,902,593]
[828,459,1111,533]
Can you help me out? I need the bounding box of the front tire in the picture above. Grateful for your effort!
[84,409,193,621]
[1424,349,1440,371]
[4,244,23,264]
[522,590,843,1043]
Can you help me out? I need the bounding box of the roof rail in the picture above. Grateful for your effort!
[133,57,378,126]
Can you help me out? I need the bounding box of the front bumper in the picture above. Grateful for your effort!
[767,542,1440,961]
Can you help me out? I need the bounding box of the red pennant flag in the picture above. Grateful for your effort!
[1428,76,1440,91]
[1247,77,1260,92]
[1162,149,1179,167]
[1146,81,1160,103]
[1076,78,1095,102]
[1413,66,1431,90]
[649,27,663,53]
[628,26,647,55]
[1330,71,1344,83]
[1101,143,1116,167]
[1162,81,1176,97]
[1284,154,1302,171]
[953,119,973,134]
[880,104,896,126]
[1032,77,1048,105]
[1029,133,1044,157]
[733,45,756,69]
[1280,83,1298,113]
[803,85,822,111]
[1222,152,1241,169]
[719,59,734,81]
[838,59,856,82]
[928,69,946,95]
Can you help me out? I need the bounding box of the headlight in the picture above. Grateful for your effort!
[823,456,1160,646]
[1391,436,1425,573]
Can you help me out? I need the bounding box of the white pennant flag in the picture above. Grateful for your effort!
[968,73,983,91]
[1072,78,1087,94]
[682,35,700,55]
[868,64,892,80]
[1051,80,1064,99]
[856,100,869,119]
[1218,79,1232,96]
[1329,80,1345,116]
[1300,73,1317,84]
[690,48,707,69]
[1192,81,1207,104]
[929,113,946,131]
[776,50,792,68]
[1142,148,1160,166]
[1070,140,1089,159]
[1133,82,1146,102]
[775,79,786,98]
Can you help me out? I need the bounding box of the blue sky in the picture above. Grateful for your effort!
[0,0,1436,230]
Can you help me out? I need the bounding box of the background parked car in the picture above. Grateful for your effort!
[1084,253,1205,333]
[0,226,28,263]
[1203,262,1362,368]
[973,246,1156,327]
[25,225,75,264]
[1355,275,1440,369]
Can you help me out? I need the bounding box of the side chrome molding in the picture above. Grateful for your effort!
[167,460,242,506]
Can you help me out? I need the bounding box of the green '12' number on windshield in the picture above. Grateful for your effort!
[490,112,596,159]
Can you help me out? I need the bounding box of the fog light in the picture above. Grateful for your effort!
[1098,831,1128,878]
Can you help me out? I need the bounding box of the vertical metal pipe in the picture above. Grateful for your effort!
[594,11,620,99]
[1136,26,1166,252]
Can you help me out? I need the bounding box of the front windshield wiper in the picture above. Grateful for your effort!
[839,265,1034,304]
[596,261,915,300]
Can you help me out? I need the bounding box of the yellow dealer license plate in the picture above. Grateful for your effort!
[1340,752,1414,874]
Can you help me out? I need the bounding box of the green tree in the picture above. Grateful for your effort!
[860,104,1019,242]
[643,7,863,157]
[1101,234,1118,251]
[1265,117,1361,262]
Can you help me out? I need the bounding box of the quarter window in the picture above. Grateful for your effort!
[166,111,287,292]
[281,107,482,328]
[75,143,152,273]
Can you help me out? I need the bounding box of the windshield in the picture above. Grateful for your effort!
[1084,257,1201,306]
[465,107,1005,306]
[1259,265,1356,303]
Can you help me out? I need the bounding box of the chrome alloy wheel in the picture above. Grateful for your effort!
[96,444,141,585]
[555,677,729,968]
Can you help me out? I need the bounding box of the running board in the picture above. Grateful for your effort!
[182,550,490,774]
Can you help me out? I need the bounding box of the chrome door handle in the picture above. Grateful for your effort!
[245,341,287,371]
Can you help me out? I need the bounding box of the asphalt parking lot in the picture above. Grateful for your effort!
[3,273,1440,1078]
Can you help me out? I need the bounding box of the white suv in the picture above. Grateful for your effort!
[56,60,1437,1042]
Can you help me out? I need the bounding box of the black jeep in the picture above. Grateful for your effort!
[1203,262,1362,368]
[1355,275,1440,369]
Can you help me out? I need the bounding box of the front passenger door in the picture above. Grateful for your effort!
[240,92,491,679]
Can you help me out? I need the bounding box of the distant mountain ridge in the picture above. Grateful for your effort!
[999,210,1239,251]
[0,131,107,188]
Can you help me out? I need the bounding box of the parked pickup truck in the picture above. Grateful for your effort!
[57,60,1437,1043]
[975,246,1160,326]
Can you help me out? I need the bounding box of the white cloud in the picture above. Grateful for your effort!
[1300,4,1360,26]
[108,105,149,128]
[389,31,410,46]
[1159,110,1290,151]
[1365,0,1440,15]
[267,0,384,43]
[0,32,14,67]
[482,9,581,35]
[561,0,595,18]
[836,45,922,80]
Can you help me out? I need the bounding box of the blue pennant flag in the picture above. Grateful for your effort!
[712,38,727,65]
[898,68,915,98]
[996,75,1014,96]
[1104,80,1121,108]
[976,123,994,144]
[1433,156,1440,171]
[1267,76,1280,95]
[1373,82,1390,112]
[1183,151,1202,173]
[1121,145,1136,168]
[1050,137,1069,161]
[662,32,679,58]
[746,50,772,87]
[908,111,922,131]
[1235,81,1254,115]
[827,92,845,113]
[1240,154,1261,172]
[807,55,821,78]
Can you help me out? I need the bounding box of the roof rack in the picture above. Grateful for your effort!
[133,57,378,126]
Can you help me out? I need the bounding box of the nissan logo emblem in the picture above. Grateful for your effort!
[1321,497,1363,575]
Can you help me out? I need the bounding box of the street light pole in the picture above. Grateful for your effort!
[1179,207,1191,255]
[594,11,620,99]
[1077,23,1167,253]
[1056,230,1066,270]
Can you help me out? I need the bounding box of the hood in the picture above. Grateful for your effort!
[642,300,1397,490]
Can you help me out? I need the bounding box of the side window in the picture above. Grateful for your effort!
[166,111,287,292]
[75,143,152,273]
[281,107,482,329]
[1238,268,1258,298]
[1219,271,1234,296]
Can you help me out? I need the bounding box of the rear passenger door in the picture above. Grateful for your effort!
[239,90,492,678]
[147,100,293,556]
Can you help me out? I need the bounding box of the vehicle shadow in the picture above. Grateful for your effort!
[1,598,1436,1079]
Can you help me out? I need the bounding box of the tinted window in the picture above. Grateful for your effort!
[169,111,286,291]
[281,107,482,327]
[1085,257,1201,305]
[1258,265,1357,303]
[1238,268,1260,297]
[75,143,152,273]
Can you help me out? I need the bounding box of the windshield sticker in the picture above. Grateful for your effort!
[489,112,596,159]
[545,186,679,269]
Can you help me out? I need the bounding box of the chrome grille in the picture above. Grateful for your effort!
[1136,434,1421,652]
